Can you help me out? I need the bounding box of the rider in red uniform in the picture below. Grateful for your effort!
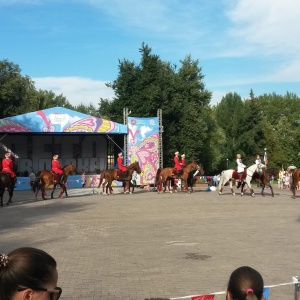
[2,153,16,178]
[173,151,182,176]
[180,154,186,168]
[117,152,127,177]
[51,154,64,183]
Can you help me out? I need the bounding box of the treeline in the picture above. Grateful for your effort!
[1,44,300,173]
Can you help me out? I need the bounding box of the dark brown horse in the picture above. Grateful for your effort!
[155,161,202,193]
[250,170,275,197]
[33,163,76,200]
[98,161,142,195]
[0,172,15,207]
[290,168,300,199]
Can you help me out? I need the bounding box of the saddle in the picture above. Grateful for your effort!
[116,169,127,179]
[51,171,63,184]
[232,169,247,180]
[172,169,183,177]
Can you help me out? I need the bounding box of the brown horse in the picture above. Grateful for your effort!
[155,161,202,193]
[290,168,300,199]
[0,172,15,207]
[98,161,142,195]
[247,170,274,197]
[33,163,76,200]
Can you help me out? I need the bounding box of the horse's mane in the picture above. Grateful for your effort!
[128,161,139,168]
[62,163,73,169]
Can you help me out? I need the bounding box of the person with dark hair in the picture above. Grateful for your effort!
[0,247,62,300]
[226,266,264,300]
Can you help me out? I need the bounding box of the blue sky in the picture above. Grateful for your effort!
[1,0,299,107]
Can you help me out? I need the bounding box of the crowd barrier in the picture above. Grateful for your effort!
[14,175,122,191]
[167,277,300,300]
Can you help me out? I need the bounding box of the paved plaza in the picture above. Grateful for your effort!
[1,185,300,300]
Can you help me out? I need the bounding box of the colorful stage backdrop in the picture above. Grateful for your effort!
[127,117,159,185]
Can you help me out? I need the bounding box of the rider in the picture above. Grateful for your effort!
[173,151,183,176]
[236,153,246,188]
[51,154,64,183]
[255,154,261,166]
[117,152,127,178]
[180,154,186,168]
[1,153,17,185]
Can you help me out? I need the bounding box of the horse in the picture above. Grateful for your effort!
[32,163,76,200]
[0,173,16,207]
[186,168,204,193]
[246,170,274,197]
[218,163,265,197]
[97,161,142,195]
[155,161,202,193]
[290,168,300,199]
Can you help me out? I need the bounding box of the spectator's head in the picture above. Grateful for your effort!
[226,266,264,300]
[0,247,61,300]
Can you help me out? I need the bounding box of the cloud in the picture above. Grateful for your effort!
[225,0,300,57]
[33,77,115,106]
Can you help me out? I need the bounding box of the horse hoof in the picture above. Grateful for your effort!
[240,193,243,196]
[252,193,255,197]
[232,193,236,196]
[130,192,132,195]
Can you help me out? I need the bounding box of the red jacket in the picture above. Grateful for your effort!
[117,157,127,172]
[52,160,64,175]
[2,158,16,177]
[181,158,186,167]
[174,156,182,170]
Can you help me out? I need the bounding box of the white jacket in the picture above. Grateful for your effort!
[236,159,246,172]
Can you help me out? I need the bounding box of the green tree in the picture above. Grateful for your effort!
[0,59,37,118]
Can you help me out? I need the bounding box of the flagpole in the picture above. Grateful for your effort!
[264,148,268,166]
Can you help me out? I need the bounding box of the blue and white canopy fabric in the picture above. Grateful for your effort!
[0,107,127,134]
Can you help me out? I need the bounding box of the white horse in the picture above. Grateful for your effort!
[218,163,265,197]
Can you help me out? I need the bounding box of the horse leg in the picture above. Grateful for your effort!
[261,184,265,196]
[0,190,3,207]
[6,187,14,205]
[230,181,236,196]
[269,185,274,197]
[51,184,57,199]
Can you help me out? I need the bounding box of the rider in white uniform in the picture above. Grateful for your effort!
[236,153,246,188]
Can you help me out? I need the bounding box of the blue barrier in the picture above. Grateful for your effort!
[14,175,122,191]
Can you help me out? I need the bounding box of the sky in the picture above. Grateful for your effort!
[1,0,300,107]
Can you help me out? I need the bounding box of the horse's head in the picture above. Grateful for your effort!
[256,162,265,174]
[64,163,76,175]
[197,163,205,175]
[128,161,142,174]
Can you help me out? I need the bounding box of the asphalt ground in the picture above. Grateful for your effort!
[1,184,300,300]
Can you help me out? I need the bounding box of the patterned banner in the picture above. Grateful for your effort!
[127,117,159,185]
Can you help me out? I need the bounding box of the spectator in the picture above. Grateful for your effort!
[81,170,86,188]
[0,247,62,300]
[226,266,264,300]
[29,170,36,187]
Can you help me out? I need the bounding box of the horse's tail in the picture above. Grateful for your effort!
[97,171,105,188]
[218,170,227,189]
[155,169,162,186]
[32,172,41,193]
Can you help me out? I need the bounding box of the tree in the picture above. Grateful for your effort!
[99,44,213,168]
[0,59,37,118]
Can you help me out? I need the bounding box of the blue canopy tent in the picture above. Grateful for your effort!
[0,107,127,188]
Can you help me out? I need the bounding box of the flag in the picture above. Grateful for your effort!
[263,287,269,300]
[264,151,268,165]
[191,295,214,300]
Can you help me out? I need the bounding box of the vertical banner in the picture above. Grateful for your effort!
[127,117,159,185]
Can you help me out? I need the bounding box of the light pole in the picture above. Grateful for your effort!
[226,158,228,169]
[264,148,267,166]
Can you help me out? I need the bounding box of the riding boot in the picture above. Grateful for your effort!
[237,173,242,188]
[60,175,65,184]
